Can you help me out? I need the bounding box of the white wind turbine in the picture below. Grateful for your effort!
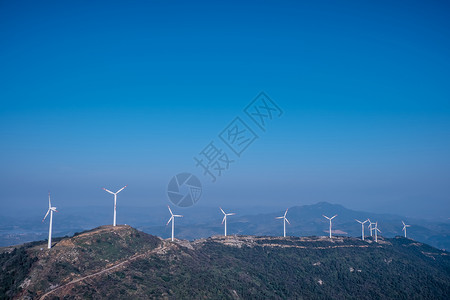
[167,205,183,241]
[367,219,375,237]
[275,209,290,237]
[42,192,58,249]
[374,222,381,243]
[102,185,127,226]
[402,221,411,238]
[323,214,337,238]
[220,207,235,237]
[355,219,369,240]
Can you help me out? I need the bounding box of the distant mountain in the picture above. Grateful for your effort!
[1,225,449,299]
[139,202,450,250]
[1,202,449,251]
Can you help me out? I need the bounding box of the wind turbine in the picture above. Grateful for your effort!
[402,221,411,238]
[42,192,58,249]
[367,219,375,237]
[102,185,127,226]
[323,215,337,238]
[275,209,290,237]
[167,205,183,241]
[374,222,381,243]
[355,219,369,240]
[220,207,235,237]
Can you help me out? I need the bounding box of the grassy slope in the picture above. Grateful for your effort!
[0,225,161,299]
[59,236,450,300]
[1,227,449,299]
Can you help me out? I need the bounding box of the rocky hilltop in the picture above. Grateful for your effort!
[1,225,449,299]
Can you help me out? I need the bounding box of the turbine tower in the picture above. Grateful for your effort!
[102,185,127,226]
[167,205,183,241]
[355,219,369,240]
[374,222,381,243]
[42,192,58,249]
[275,209,290,237]
[402,221,411,238]
[323,214,337,238]
[220,207,235,237]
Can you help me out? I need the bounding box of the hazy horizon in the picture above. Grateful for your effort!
[1,200,448,222]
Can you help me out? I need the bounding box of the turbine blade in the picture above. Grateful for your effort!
[174,214,183,217]
[168,205,173,216]
[166,216,173,225]
[220,207,225,215]
[227,213,236,216]
[48,192,51,208]
[284,208,288,217]
[285,218,290,225]
[276,216,284,219]
[331,214,337,219]
[402,221,405,226]
[355,219,362,223]
[103,188,114,194]
[116,185,128,194]
[222,215,226,224]
[42,209,50,222]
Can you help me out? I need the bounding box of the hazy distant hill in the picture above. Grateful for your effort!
[1,202,449,251]
[1,225,449,299]
[140,202,450,250]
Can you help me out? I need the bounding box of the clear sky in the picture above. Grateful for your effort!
[1,0,449,218]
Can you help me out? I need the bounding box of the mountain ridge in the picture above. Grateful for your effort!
[1,225,449,299]
[1,202,449,252]
[156,201,449,250]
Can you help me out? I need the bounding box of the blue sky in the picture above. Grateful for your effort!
[1,0,449,218]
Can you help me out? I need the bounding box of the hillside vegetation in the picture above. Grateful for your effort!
[0,226,449,299]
